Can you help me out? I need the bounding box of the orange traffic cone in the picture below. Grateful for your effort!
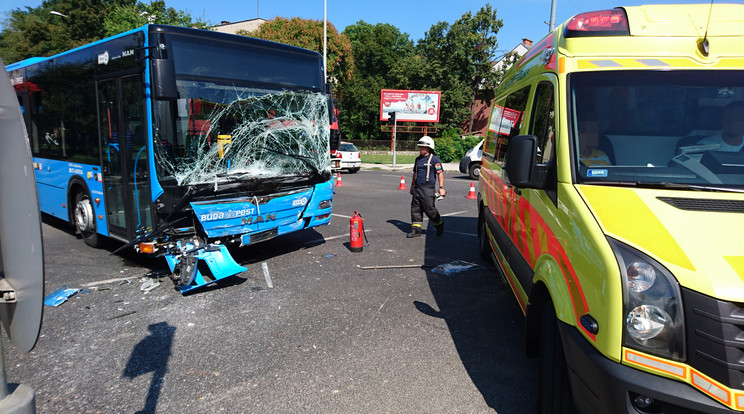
[466,182,477,199]
[335,171,344,187]
[397,175,407,190]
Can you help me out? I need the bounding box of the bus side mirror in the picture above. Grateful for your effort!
[504,135,538,188]
[151,59,178,100]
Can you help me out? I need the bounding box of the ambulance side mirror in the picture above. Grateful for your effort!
[504,135,540,189]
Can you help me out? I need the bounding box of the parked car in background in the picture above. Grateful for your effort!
[459,139,483,180]
[333,142,361,173]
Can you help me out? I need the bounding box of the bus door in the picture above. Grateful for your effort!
[96,74,152,241]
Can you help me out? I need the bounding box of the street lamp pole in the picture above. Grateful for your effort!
[549,0,557,32]
[323,0,327,81]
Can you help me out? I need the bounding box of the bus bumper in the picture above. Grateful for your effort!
[164,243,246,294]
[559,322,740,414]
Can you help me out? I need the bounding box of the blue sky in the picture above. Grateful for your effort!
[1,0,723,52]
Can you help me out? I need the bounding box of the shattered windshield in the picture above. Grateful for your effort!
[572,70,744,190]
[151,30,329,188]
[154,82,329,186]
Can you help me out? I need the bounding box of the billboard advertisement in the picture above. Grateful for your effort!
[380,90,441,123]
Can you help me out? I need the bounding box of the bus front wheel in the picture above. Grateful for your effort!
[74,191,100,247]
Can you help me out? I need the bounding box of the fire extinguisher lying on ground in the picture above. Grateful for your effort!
[350,211,369,252]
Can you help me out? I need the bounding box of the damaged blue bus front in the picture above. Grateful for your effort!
[128,26,334,293]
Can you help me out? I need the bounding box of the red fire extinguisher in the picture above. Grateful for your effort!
[350,211,364,252]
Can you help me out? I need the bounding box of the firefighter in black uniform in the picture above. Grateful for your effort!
[407,136,445,238]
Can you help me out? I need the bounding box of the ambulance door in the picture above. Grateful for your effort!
[517,76,559,285]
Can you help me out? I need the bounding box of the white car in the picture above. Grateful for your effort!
[459,140,483,180]
[333,142,361,173]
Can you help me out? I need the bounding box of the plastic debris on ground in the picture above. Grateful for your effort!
[140,279,161,293]
[44,285,82,307]
[431,260,478,275]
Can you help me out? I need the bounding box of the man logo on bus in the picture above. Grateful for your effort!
[241,213,277,225]
[97,51,109,65]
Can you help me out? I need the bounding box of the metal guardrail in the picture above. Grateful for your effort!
[346,139,420,151]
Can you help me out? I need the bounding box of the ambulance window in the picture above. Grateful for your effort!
[487,85,530,162]
[531,82,556,164]
[483,97,506,160]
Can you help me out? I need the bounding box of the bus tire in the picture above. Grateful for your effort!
[538,303,575,414]
[74,190,100,248]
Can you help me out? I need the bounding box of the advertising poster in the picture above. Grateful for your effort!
[380,90,441,123]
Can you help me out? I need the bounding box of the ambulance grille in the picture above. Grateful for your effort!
[658,197,744,213]
[683,288,744,390]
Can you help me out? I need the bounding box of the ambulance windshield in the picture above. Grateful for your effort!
[571,70,744,190]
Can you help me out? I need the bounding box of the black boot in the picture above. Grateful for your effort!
[406,226,422,238]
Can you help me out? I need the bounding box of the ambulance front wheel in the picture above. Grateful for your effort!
[538,303,576,414]
[478,212,490,260]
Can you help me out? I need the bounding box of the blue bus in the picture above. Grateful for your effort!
[7,25,334,293]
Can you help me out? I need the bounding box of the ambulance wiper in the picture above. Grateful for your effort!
[584,180,744,193]
[653,182,744,193]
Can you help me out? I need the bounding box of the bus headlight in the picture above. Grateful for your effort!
[610,238,685,361]
[319,199,332,209]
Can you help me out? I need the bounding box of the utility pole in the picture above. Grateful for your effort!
[549,0,557,32]
[388,112,398,168]
[323,0,328,81]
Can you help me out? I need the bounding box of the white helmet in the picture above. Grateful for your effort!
[417,136,435,150]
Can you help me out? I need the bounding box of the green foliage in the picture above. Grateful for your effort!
[434,128,462,162]
[432,129,482,162]
[337,21,414,140]
[416,4,503,133]
[0,0,207,63]
[238,17,353,84]
[333,5,503,144]
[103,1,209,37]
[360,153,417,164]
[461,135,482,153]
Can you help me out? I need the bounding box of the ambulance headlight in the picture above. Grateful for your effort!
[610,238,685,361]
[627,262,655,293]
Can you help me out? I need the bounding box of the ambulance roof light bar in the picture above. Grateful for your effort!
[564,8,630,38]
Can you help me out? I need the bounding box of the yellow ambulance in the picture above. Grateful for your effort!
[478,4,744,413]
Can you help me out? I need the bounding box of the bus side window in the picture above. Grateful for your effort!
[531,82,556,164]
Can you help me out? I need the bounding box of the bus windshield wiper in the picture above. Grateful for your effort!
[264,148,324,179]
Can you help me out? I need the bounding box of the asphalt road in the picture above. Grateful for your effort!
[4,170,538,413]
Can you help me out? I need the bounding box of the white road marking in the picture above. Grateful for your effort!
[441,210,467,217]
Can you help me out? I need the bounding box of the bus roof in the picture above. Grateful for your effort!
[6,24,322,70]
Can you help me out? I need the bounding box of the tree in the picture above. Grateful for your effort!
[337,21,414,140]
[102,1,208,37]
[0,0,206,64]
[238,17,353,85]
[415,4,503,133]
